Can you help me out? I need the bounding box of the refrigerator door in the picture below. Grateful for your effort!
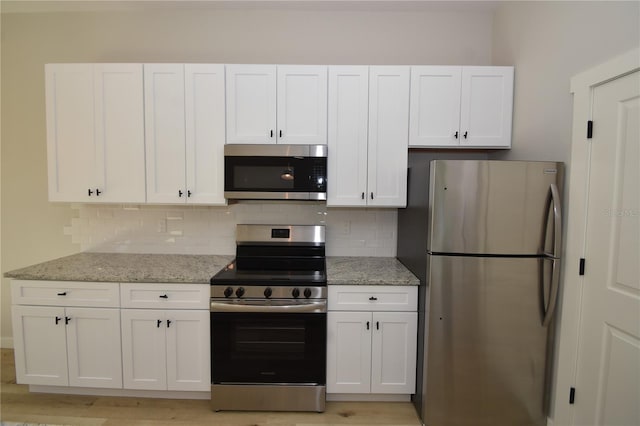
[422,254,555,426]
[428,160,563,255]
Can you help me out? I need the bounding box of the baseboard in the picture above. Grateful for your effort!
[29,385,210,400]
[1,337,14,349]
[326,393,411,402]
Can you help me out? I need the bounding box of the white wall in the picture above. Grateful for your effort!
[491,0,640,164]
[0,2,493,346]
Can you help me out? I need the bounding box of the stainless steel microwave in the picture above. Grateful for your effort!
[224,144,327,201]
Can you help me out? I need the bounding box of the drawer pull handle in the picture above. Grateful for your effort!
[57,292,67,296]
[369,296,377,301]
[159,294,168,299]
[167,320,172,328]
[157,319,162,328]
[55,316,62,325]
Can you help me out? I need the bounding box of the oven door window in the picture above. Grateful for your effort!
[224,156,327,192]
[211,312,326,385]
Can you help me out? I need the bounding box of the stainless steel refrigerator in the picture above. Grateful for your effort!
[398,159,563,426]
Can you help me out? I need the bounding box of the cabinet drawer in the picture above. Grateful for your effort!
[11,280,119,308]
[120,283,209,309]
[328,285,417,311]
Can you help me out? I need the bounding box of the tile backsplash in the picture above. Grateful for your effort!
[65,202,397,257]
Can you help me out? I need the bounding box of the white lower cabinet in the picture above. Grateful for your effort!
[11,281,122,389]
[327,286,418,395]
[120,283,210,392]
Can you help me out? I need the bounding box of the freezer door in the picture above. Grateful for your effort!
[422,255,555,426]
[429,160,563,255]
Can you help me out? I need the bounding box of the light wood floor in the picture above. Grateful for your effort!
[0,349,422,426]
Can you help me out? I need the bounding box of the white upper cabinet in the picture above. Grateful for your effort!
[367,66,410,207]
[145,64,226,205]
[226,65,327,145]
[409,66,513,148]
[327,66,370,207]
[327,66,409,208]
[46,63,145,202]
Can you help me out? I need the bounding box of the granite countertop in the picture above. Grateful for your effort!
[326,257,419,286]
[5,253,419,286]
[3,252,234,284]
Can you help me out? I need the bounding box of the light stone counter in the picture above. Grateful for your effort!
[5,253,418,286]
[327,257,419,286]
[4,252,234,284]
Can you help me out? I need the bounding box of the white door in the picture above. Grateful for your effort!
[367,66,410,207]
[573,70,640,426]
[370,311,417,394]
[409,66,462,147]
[66,307,122,388]
[45,64,95,202]
[121,309,167,390]
[144,64,187,203]
[93,64,146,203]
[165,310,210,391]
[327,66,369,207]
[277,65,328,145]
[226,65,277,144]
[184,64,226,205]
[460,66,514,148]
[326,311,372,393]
[11,305,68,386]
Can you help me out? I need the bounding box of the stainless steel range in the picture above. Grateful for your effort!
[209,224,327,412]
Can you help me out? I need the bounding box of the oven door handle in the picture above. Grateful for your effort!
[210,300,327,313]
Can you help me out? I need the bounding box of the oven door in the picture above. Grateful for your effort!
[211,309,326,385]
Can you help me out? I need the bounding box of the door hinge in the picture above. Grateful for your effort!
[587,120,593,139]
[579,258,585,276]
[569,387,576,404]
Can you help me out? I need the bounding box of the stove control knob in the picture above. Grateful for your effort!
[304,288,312,299]
[235,287,245,298]
[223,287,233,298]
[264,287,273,298]
[292,288,300,298]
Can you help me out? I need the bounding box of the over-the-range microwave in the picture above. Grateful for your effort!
[224,144,327,201]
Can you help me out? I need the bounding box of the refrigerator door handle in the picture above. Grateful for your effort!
[544,183,563,259]
[542,258,561,327]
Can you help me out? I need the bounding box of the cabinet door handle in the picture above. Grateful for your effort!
[370,192,374,200]
[159,294,168,299]
[65,317,71,325]
[361,192,365,200]
[157,319,162,328]
[279,130,283,138]
[376,321,380,330]
[55,316,62,325]
[88,189,93,196]
[187,190,192,198]
[366,321,370,330]
[166,320,172,328]
[454,131,458,139]
[463,131,468,139]
[369,296,377,301]
[178,190,183,197]
[57,292,67,296]
[96,189,101,196]
[270,130,274,138]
